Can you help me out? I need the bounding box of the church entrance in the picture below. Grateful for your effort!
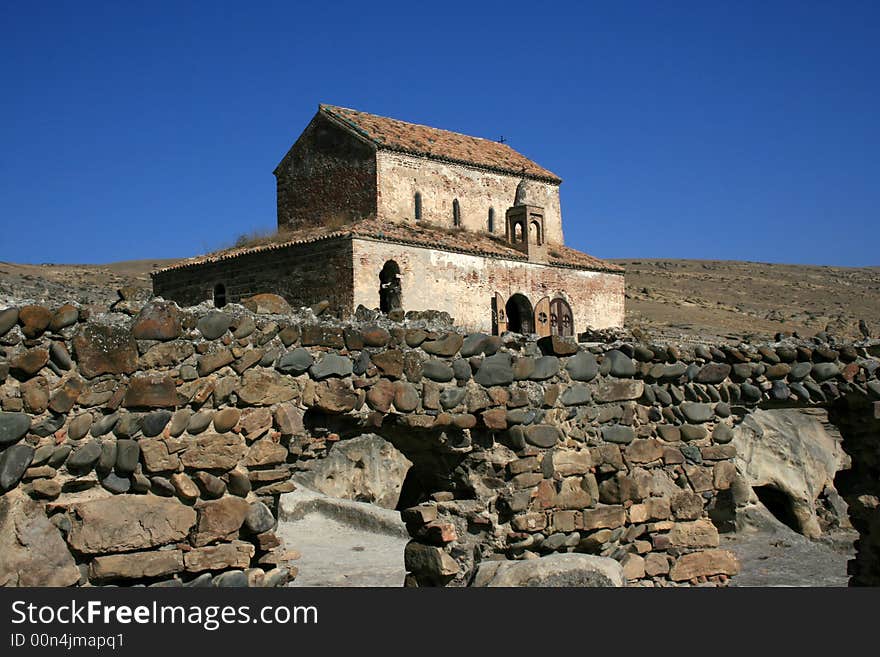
[379,260,402,312]
[505,293,534,334]
[550,298,574,337]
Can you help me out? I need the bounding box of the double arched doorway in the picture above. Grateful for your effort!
[493,292,573,337]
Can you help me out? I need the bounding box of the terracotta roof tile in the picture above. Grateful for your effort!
[320,105,562,184]
[154,219,622,275]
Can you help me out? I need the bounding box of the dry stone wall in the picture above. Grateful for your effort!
[1,298,879,587]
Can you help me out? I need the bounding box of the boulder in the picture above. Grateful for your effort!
[0,489,80,587]
[293,434,412,509]
[67,495,197,554]
[472,553,624,587]
[132,301,181,341]
[242,293,291,314]
[72,323,139,378]
[733,408,849,538]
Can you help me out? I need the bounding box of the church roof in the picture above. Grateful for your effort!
[319,105,562,184]
[154,218,623,275]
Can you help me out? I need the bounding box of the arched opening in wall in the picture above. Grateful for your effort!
[513,221,523,243]
[754,485,801,533]
[213,283,227,308]
[452,199,461,227]
[505,293,534,334]
[549,298,573,337]
[414,192,422,221]
[379,260,402,313]
[488,207,495,233]
[530,220,542,245]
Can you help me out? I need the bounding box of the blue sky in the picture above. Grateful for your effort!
[1,1,877,266]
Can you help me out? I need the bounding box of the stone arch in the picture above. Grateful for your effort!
[530,220,542,245]
[213,283,227,308]
[505,293,534,334]
[379,260,402,313]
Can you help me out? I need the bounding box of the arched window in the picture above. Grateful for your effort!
[488,207,495,233]
[213,283,227,308]
[414,192,422,221]
[513,222,523,243]
[530,220,542,245]
[379,260,402,313]
[452,198,461,227]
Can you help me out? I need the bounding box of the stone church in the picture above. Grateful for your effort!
[152,104,625,336]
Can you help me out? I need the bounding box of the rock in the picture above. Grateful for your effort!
[276,348,314,374]
[213,570,248,587]
[90,549,184,582]
[18,305,52,338]
[141,410,172,437]
[11,347,49,378]
[245,501,275,534]
[472,553,624,587]
[421,333,463,357]
[49,341,73,370]
[140,341,194,369]
[242,293,290,314]
[0,489,80,586]
[594,379,644,402]
[122,374,177,408]
[0,444,34,491]
[605,350,636,377]
[713,423,734,444]
[530,356,560,381]
[197,311,232,339]
[811,362,840,382]
[244,438,287,467]
[394,382,419,412]
[668,519,719,547]
[733,408,849,538]
[237,369,297,405]
[601,425,635,444]
[461,333,490,357]
[184,541,254,573]
[170,472,200,503]
[132,302,181,340]
[681,402,713,423]
[524,425,561,448]
[0,412,30,446]
[474,353,514,386]
[680,424,708,441]
[48,376,83,414]
[293,434,412,509]
[212,407,241,433]
[101,472,132,494]
[313,379,359,413]
[193,471,226,499]
[197,348,234,376]
[309,353,353,379]
[560,384,591,406]
[422,359,455,383]
[404,542,459,583]
[114,439,140,474]
[0,307,18,336]
[371,350,404,379]
[669,549,740,581]
[66,441,103,473]
[181,433,246,471]
[67,495,197,554]
[537,335,579,357]
[695,363,731,384]
[187,410,213,434]
[192,496,250,546]
[301,324,344,348]
[274,403,304,435]
[789,361,812,380]
[73,324,139,378]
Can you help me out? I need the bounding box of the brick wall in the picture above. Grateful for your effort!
[274,115,377,230]
[152,238,354,313]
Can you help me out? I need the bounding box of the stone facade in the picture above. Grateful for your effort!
[2,298,880,587]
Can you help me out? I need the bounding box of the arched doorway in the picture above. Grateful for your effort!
[379,260,402,313]
[550,298,573,337]
[505,293,533,334]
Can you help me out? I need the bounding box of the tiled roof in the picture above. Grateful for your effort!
[320,105,562,184]
[153,219,623,275]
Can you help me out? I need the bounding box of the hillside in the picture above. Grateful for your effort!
[1,257,878,341]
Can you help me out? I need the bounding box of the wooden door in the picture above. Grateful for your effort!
[533,296,551,337]
[492,292,507,335]
[550,298,574,337]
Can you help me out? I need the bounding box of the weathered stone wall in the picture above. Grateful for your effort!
[274,114,377,230]
[1,299,878,587]
[376,151,564,244]
[152,238,354,311]
[352,238,625,333]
